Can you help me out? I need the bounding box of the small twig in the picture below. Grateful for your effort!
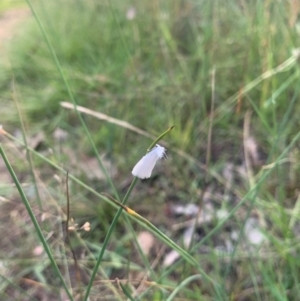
[60,101,233,190]
[60,101,155,140]
[65,172,82,299]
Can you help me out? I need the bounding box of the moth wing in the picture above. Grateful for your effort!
[132,152,157,179]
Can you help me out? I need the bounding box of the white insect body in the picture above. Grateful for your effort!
[132,144,166,179]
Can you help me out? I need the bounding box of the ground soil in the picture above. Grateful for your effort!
[0,7,30,52]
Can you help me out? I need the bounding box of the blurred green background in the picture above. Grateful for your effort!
[1,0,300,300]
[2,0,299,157]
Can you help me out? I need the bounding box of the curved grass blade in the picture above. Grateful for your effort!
[84,125,175,300]
[100,194,219,289]
[25,0,119,201]
[166,274,202,301]
[147,125,175,152]
[2,128,223,296]
[0,145,74,301]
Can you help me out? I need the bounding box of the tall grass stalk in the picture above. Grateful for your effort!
[0,145,74,301]
[25,0,119,201]
[12,81,43,210]
[2,0,300,299]
[2,127,221,298]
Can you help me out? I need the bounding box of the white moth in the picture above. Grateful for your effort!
[132,144,166,179]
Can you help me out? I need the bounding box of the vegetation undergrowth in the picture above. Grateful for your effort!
[1,0,300,300]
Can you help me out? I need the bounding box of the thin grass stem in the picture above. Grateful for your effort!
[0,145,74,301]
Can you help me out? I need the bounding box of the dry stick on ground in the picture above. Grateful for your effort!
[60,101,155,140]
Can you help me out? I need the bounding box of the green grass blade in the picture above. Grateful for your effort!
[0,273,40,301]
[12,81,43,210]
[153,127,300,283]
[166,274,202,301]
[3,129,222,297]
[83,177,138,301]
[147,125,175,151]
[119,281,135,301]
[25,0,119,201]
[98,194,223,296]
[0,145,74,301]
[83,126,177,300]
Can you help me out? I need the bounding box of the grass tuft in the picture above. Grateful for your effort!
[1,0,300,300]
